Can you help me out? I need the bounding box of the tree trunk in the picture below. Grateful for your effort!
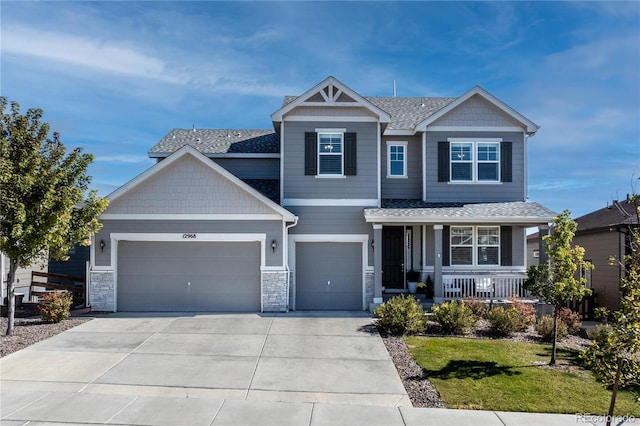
[606,356,623,426]
[550,307,558,365]
[5,260,18,336]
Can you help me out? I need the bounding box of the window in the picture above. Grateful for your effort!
[387,141,407,177]
[318,132,343,175]
[450,140,500,182]
[450,226,500,266]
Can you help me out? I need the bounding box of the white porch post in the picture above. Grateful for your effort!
[434,225,443,299]
[538,224,549,265]
[373,224,383,303]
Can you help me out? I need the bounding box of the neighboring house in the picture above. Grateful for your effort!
[1,253,47,302]
[88,76,556,313]
[48,244,90,280]
[571,199,638,311]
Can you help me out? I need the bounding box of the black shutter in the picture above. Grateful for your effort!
[443,226,450,266]
[344,132,357,176]
[438,142,450,182]
[501,142,512,183]
[500,226,512,266]
[304,132,317,175]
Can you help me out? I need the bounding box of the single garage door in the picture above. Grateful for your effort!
[117,241,261,312]
[295,242,362,310]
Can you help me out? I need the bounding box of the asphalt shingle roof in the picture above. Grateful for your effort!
[282,95,456,131]
[365,201,557,222]
[148,129,279,156]
[575,200,639,232]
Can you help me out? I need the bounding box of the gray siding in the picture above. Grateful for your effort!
[287,206,370,235]
[425,131,526,203]
[213,158,279,179]
[430,94,522,127]
[94,219,284,267]
[106,155,275,215]
[282,121,378,200]
[381,136,423,199]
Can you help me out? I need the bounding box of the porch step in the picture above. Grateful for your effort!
[382,292,434,312]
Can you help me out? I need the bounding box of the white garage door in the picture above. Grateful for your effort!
[117,241,261,311]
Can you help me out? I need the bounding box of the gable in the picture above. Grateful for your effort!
[429,94,523,128]
[102,146,295,220]
[271,76,390,125]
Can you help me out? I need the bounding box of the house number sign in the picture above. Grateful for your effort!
[182,233,197,239]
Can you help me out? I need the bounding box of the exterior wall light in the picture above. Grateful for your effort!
[100,239,105,253]
[271,240,277,253]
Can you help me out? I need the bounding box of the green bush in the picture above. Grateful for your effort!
[374,295,425,336]
[535,315,569,342]
[431,300,478,335]
[486,306,528,336]
[37,291,72,323]
[557,307,582,334]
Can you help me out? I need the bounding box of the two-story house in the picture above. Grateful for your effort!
[88,76,556,312]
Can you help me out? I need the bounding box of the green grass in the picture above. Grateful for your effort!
[405,336,640,415]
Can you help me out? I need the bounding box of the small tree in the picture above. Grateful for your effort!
[0,97,108,335]
[524,210,592,365]
[581,193,640,424]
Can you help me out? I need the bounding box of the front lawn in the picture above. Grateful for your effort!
[406,336,640,415]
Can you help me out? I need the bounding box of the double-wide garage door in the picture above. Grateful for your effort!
[117,241,261,312]
[296,242,363,310]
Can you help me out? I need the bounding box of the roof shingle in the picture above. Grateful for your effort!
[148,129,279,156]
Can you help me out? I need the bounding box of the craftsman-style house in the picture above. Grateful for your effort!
[89,76,555,312]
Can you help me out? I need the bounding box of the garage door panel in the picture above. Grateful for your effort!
[117,241,260,312]
[296,242,362,310]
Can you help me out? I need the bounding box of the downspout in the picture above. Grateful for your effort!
[284,217,299,311]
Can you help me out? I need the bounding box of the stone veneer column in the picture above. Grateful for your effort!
[261,271,289,312]
[373,224,383,303]
[89,271,115,312]
[434,225,443,299]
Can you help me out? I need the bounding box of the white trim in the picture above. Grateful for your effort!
[364,215,555,225]
[288,233,369,311]
[524,131,529,200]
[315,127,347,133]
[373,224,383,230]
[414,86,539,134]
[383,129,416,136]
[433,225,444,230]
[448,137,502,143]
[427,126,525,133]
[283,198,378,207]
[422,132,427,201]
[386,141,408,178]
[280,123,285,206]
[100,214,285,221]
[271,76,391,124]
[283,116,379,123]
[316,130,344,177]
[377,122,381,207]
[204,153,280,159]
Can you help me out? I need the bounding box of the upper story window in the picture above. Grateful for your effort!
[450,226,500,266]
[439,139,511,184]
[318,133,343,175]
[305,130,357,177]
[387,141,407,178]
[450,141,500,182]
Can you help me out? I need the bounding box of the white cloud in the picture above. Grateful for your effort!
[93,155,152,164]
[2,24,190,84]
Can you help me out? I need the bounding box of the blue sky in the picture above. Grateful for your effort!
[2,1,639,218]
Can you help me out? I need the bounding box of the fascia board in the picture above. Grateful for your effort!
[271,76,391,123]
[415,86,540,135]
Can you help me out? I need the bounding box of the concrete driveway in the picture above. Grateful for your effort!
[1,311,414,424]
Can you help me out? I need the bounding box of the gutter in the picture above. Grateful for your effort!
[284,217,299,311]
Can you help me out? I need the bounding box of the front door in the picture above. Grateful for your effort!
[382,227,405,290]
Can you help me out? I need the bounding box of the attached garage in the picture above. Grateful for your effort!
[295,242,363,310]
[117,241,261,312]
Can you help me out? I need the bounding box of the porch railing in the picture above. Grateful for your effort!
[442,274,531,300]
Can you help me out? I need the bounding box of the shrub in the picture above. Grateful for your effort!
[431,300,478,335]
[486,306,527,336]
[463,296,487,317]
[557,307,582,334]
[37,291,72,323]
[508,297,536,327]
[374,294,425,336]
[535,315,569,342]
